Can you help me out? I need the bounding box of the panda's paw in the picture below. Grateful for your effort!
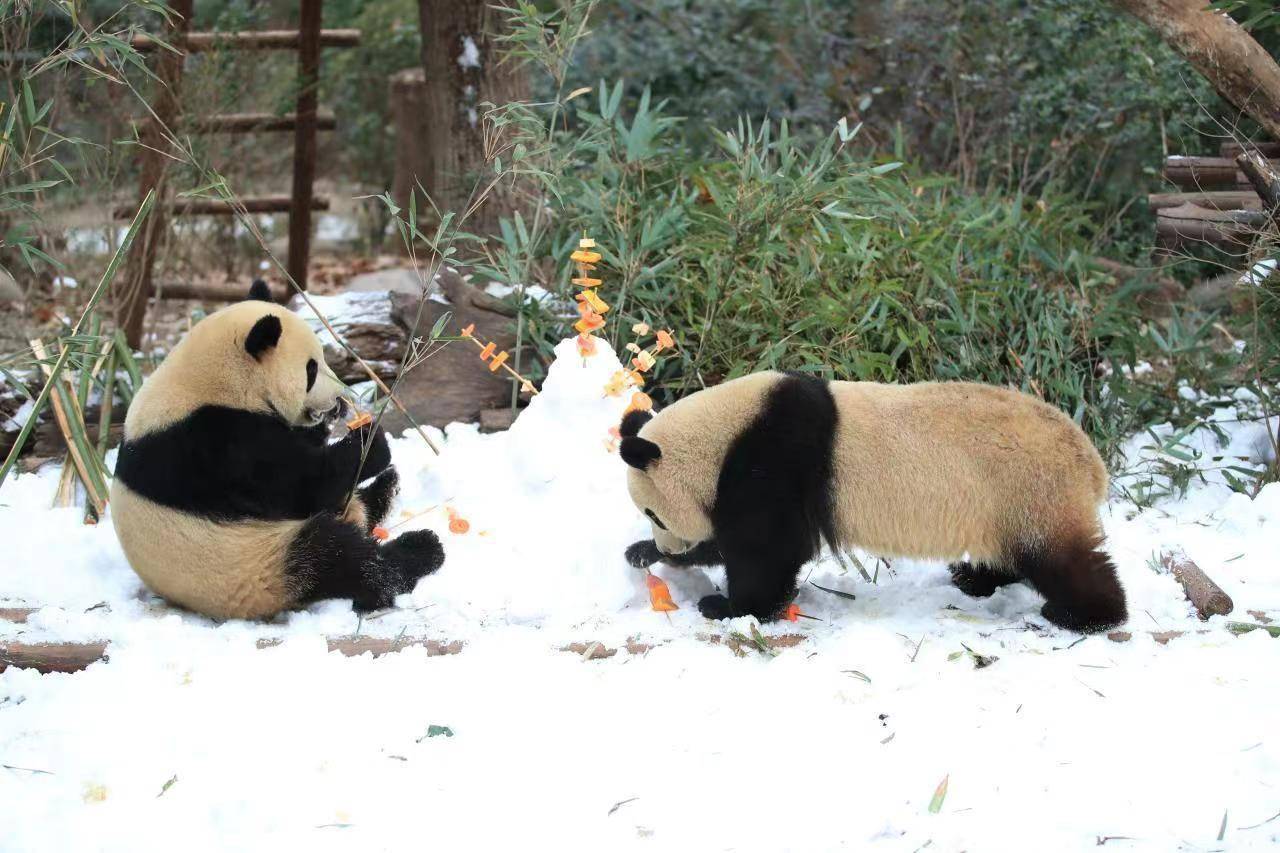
[625,539,663,569]
[381,529,445,592]
[697,594,735,621]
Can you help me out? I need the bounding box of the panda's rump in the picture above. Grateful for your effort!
[110,480,303,620]
[829,381,1105,561]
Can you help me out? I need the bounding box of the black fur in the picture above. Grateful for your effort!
[625,538,723,569]
[115,405,392,521]
[1013,536,1127,632]
[247,279,273,302]
[286,515,443,613]
[355,468,399,533]
[619,409,654,437]
[949,561,1021,598]
[620,436,661,470]
[699,372,838,621]
[244,314,282,360]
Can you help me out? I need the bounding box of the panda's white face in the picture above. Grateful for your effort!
[247,309,347,428]
[625,463,712,555]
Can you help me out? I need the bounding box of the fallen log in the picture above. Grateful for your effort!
[152,280,289,302]
[1163,156,1260,190]
[0,607,35,623]
[1221,141,1280,160]
[1161,551,1233,620]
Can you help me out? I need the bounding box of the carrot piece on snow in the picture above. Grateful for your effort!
[371,526,389,541]
[646,572,679,612]
[782,603,800,622]
[446,507,471,535]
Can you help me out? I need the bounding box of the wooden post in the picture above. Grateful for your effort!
[115,0,193,349]
[287,0,323,296]
[1236,148,1280,229]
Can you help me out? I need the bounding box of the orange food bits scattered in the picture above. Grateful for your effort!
[577,333,598,358]
[782,603,800,622]
[655,329,675,350]
[479,342,496,360]
[489,351,509,372]
[371,526,389,541]
[446,507,471,535]
[626,391,653,414]
[646,572,679,612]
[460,323,476,337]
[345,411,373,430]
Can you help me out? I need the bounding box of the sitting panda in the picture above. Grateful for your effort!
[620,371,1126,633]
[109,280,444,620]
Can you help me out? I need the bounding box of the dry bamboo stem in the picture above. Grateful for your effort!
[29,340,107,516]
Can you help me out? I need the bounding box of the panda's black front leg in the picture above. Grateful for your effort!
[698,553,802,622]
[625,538,723,569]
[357,468,399,531]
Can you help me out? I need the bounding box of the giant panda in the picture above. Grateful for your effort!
[620,371,1126,633]
[109,280,444,620]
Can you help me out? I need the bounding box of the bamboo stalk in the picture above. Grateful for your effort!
[0,191,155,489]
[31,340,107,517]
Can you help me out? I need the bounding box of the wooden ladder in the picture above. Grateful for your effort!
[115,0,360,346]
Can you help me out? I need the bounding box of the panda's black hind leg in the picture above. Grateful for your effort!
[378,529,445,594]
[288,514,443,613]
[1012,535,1127,633]
[949,561,1020,598]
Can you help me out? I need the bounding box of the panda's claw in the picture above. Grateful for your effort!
[697,594,734,621]
[625,539,662,569]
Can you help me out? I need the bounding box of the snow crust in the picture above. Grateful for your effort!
[2,339,1279,851]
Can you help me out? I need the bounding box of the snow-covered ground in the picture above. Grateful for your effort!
[2,340,1279,852]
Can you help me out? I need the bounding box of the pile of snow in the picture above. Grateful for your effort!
[2,339,1279,851]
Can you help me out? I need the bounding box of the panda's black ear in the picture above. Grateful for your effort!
[246,279,273,302]
[245,314,282,361]
[619,409,654,438]
[620,436,661,470]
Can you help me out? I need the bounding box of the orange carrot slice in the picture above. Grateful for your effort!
[346,411,373,430]
[372,526,389,541]
[647,572,679,612]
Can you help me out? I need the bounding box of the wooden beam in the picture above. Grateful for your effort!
[287,0,323,294]
[112,195,330,218]
[0,636,463,675]
[131,29,361,52]
[1155,202,1265,246]
[191,111,336,133]
[1163,156,1269,190]
[1147,190,1260,211]
[1220,141,1280,160]
[152,281,289,302]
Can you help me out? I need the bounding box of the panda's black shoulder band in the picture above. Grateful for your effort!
[619,409,653,438]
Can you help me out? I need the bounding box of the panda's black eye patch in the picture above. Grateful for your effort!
[305,359,318,392]
[644,508,668,531]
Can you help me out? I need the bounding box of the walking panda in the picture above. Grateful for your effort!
[109,280,444,620]
[620,371,1126,633]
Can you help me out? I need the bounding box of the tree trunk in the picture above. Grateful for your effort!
[1112,0,1280,142]
[415,0,529,237]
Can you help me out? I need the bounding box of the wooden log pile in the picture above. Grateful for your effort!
[1153,143,1279,250]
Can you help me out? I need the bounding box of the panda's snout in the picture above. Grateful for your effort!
[306,398,346,425]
